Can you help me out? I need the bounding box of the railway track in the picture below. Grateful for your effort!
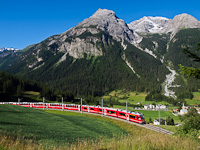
[57,109,174,135]
[1,103,174,135]
[105,114,174,135]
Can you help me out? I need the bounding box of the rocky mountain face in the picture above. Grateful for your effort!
[128,16,169,33]
[34,8,142,60]
[128,13,200,35]
[1,9,200,97]
[163,13,200,38]
[0,50,18,58]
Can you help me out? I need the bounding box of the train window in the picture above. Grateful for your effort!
[84,107,87,109]
[108,111,115,114]
[140,115,144,119]
[130,115,135,119]
[119,113,125,116]
[90,108,94,110]
[99,109,102,111]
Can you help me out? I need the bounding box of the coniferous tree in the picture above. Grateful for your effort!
[179,42,200,78]
[149,117,153,123]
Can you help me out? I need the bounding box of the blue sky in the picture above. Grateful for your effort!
[1,0,200,49]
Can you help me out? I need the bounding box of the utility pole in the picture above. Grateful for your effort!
[81,98,82,113]
[126,100,128,121]
[62,97,64,111]
[102,99,103,117]
[159,104,160,132]
[43,97,45,110]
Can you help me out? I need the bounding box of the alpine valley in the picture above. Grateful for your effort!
[1,8,200,98]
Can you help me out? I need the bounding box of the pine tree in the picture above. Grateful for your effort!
[179,42,200,78]
[149,117,153,123]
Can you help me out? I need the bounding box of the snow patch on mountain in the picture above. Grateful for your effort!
[128,16,169,33]
[128,13,200,38]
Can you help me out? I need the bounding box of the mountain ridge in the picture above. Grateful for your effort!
[1,9,200,98]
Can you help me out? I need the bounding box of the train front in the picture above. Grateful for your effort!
[139,113,145,124]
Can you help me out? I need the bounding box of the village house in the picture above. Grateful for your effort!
[179,103,188,115]
[173,108,179,113]
[195,107,200,114]
[144,104,155,110]
[156,104,167,110]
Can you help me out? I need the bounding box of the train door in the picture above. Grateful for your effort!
[127,113,129,121]
[104,109,106,115]
[78,105,81,111]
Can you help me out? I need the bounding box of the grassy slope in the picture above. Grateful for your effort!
[0,106,199,149]
[132,110,180,123]
[103,90,171,106]
[185,92,200,105]
[0,105,126,145]
[104,90,200,106]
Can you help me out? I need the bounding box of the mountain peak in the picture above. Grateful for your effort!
[128,16,169,33]
[91,8,116,18]
[75,8,141,45]
[163,13,200,36]
[173,13,197,20]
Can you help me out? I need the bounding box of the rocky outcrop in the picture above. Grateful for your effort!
[128,16,169,33]
[163,13,200,38]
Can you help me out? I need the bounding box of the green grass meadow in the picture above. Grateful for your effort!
[132,109,181,123]
[0,105,200,149]
[0,105,127,145]
[185,92,200,105]
[103,90,172,106]
[104,90,200,107]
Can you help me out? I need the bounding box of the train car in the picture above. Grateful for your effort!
[82,105,89,112]
[32,103,47,109]
[117,110,127,120]
[1,102,14,105]
[19,102,31,107]
[105,108,118,117]
[88,106,99,113]
[98,107,104,115]
[48,103,62,109]
[128,111,145,124]
[65,104,79,111]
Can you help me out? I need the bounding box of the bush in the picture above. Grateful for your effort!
[176,107,200,139]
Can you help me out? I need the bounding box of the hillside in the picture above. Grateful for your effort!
[0,71,60,102]
[0,31,168,97]
[1,9,200,98]
[0,105,126,145]
[0,105,199,149]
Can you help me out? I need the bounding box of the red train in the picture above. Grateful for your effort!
[0,102,145,124]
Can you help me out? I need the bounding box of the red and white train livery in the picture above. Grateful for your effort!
[0,102,145,124]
